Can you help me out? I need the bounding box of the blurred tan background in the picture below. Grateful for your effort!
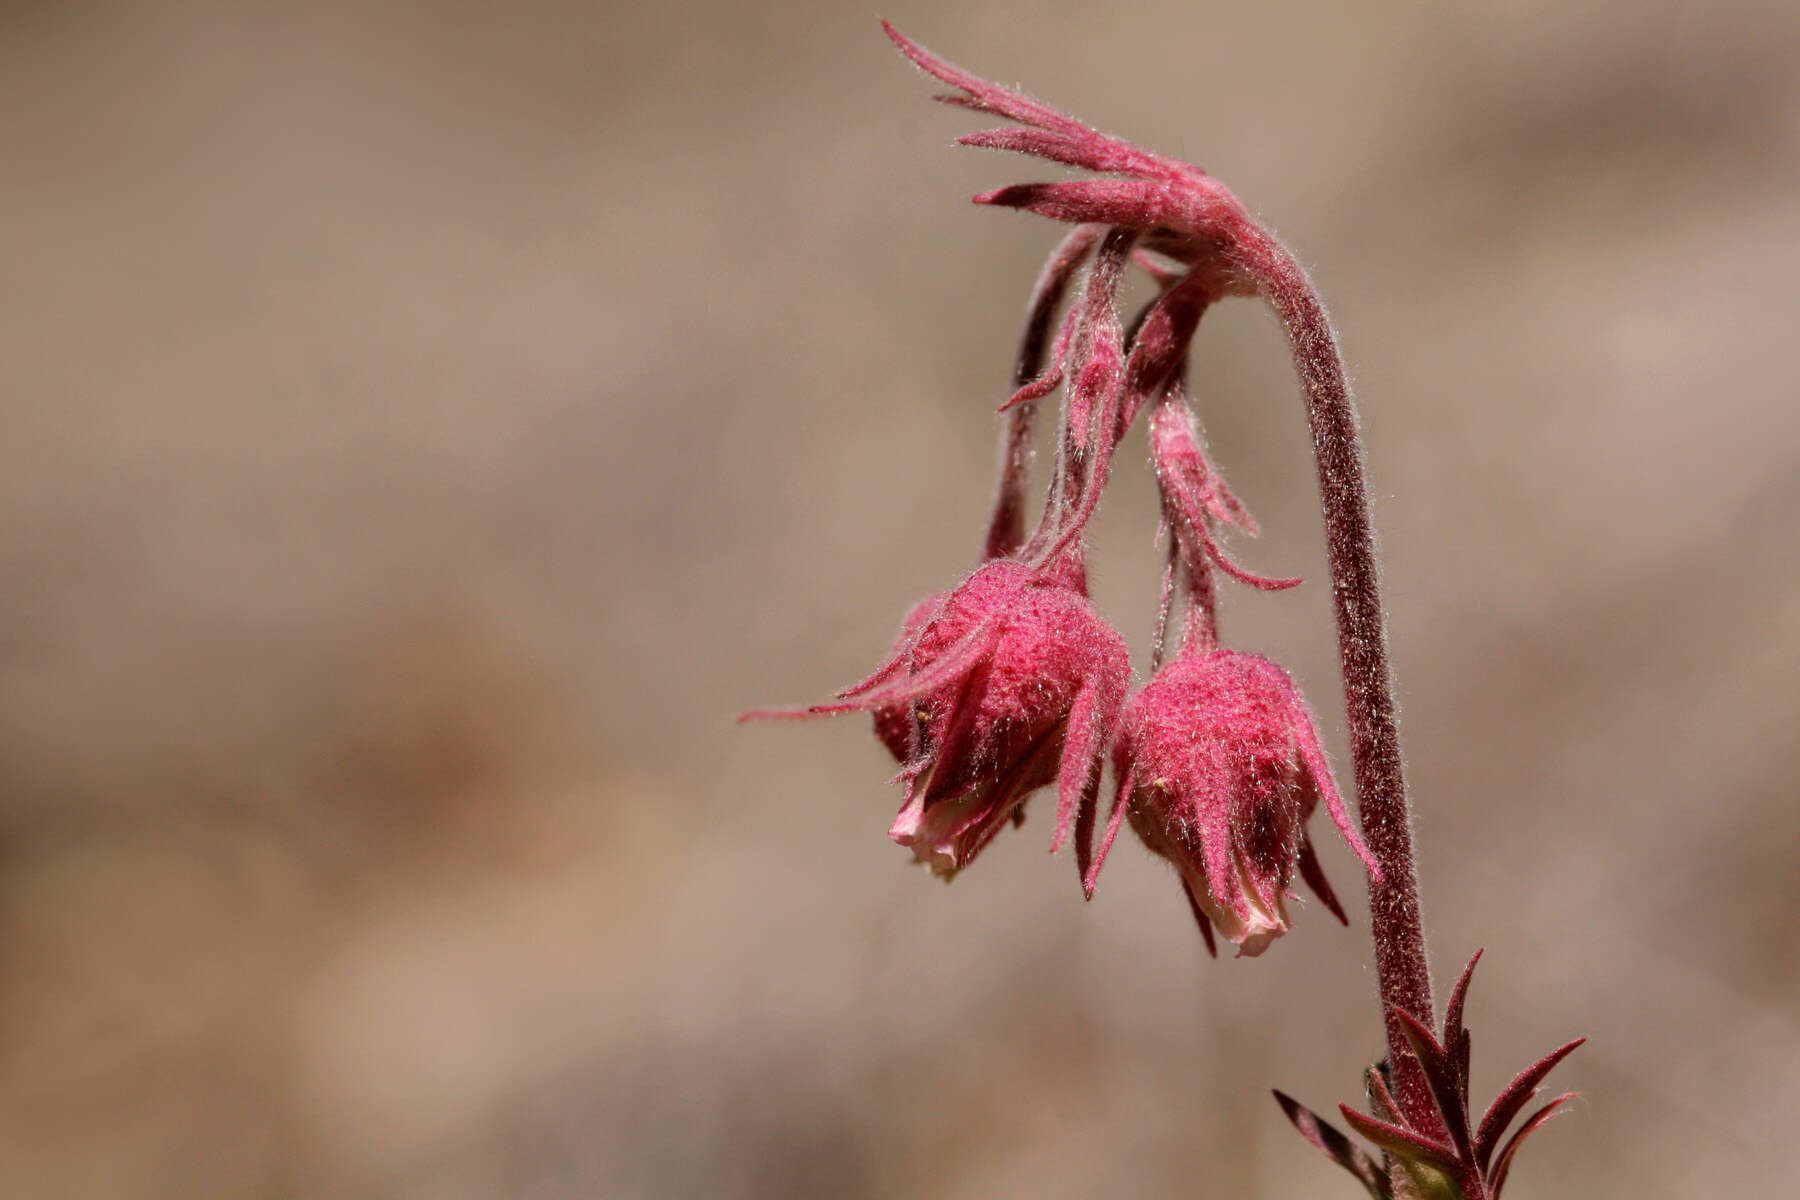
[3,1,1796,1195]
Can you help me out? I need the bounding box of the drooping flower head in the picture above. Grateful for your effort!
[744,28,1589,1196]
[747,559,1130,878]
[1092,649,1380,956]
[741,136,1143,878]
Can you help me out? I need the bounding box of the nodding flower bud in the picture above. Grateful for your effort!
[1092,649,1380,956]
[747,560,1130,878]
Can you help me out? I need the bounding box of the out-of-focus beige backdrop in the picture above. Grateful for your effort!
[4,1,1795,1196]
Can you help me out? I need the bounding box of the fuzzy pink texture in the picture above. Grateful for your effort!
[747,560,1129,878]
[986,224,1105,561]
[777,27,1594,1196]
[866,592,943,763]
[1092,650,1378,956]
[882,20,1445,1136]
[1015,227,1134,572]
[1148,393,1298,595]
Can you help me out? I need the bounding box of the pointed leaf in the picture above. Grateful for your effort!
[1475,1039,1586,1170]
[1489,1093,1577,1197]
[831,608,938,699]
[1365,1063,1402,1126]
[1002,297,1082,412]
[1454,1028,1473,1112]
[1085,760,1132,898]
[1141,388,1266,543]
[1337,1106,1458,1172]
[1073,758,1099,891]
[737,701,866,723]
[1181,879,1219,958]
[958,127,1159,177]
[1207,465,1259,535]
[1444,949,1483,1044]
[932,92,996,114]
[975,179,1178,229]
[1170,489,1301,590]
[1392,1005,1474,1166]
[1273,1091,1389,1199]
[883,21,1078,134]
[1050,678,1106,852]
[1290,701,1381,879]
[1296,832,1349,925]
[999,365,1063,413]
[882,21,1189,183]
[1152,423,1301,591]
[836,618,995,708]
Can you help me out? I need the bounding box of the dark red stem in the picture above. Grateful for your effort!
[1235,226,1437,1134]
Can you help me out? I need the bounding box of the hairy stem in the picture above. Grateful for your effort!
[985,225,1103,561]
[1236,227,1437,1135]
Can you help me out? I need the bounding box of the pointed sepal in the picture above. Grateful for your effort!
[1475,1038,1587,1171]
[1337,1105,1459,1172]
[1274,1091,1390,1199]
[1489,1093,1578,1197]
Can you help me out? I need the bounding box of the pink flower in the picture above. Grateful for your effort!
[1091,649,1380,955]
[748,560,1130,878]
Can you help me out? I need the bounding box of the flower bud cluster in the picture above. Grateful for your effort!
[747,24,1386,956]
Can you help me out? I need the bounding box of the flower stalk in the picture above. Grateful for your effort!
[1231,230,1439,1129]
[747,23,1582,1197]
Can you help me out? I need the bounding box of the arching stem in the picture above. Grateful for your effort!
[1235,226,1438,1138]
